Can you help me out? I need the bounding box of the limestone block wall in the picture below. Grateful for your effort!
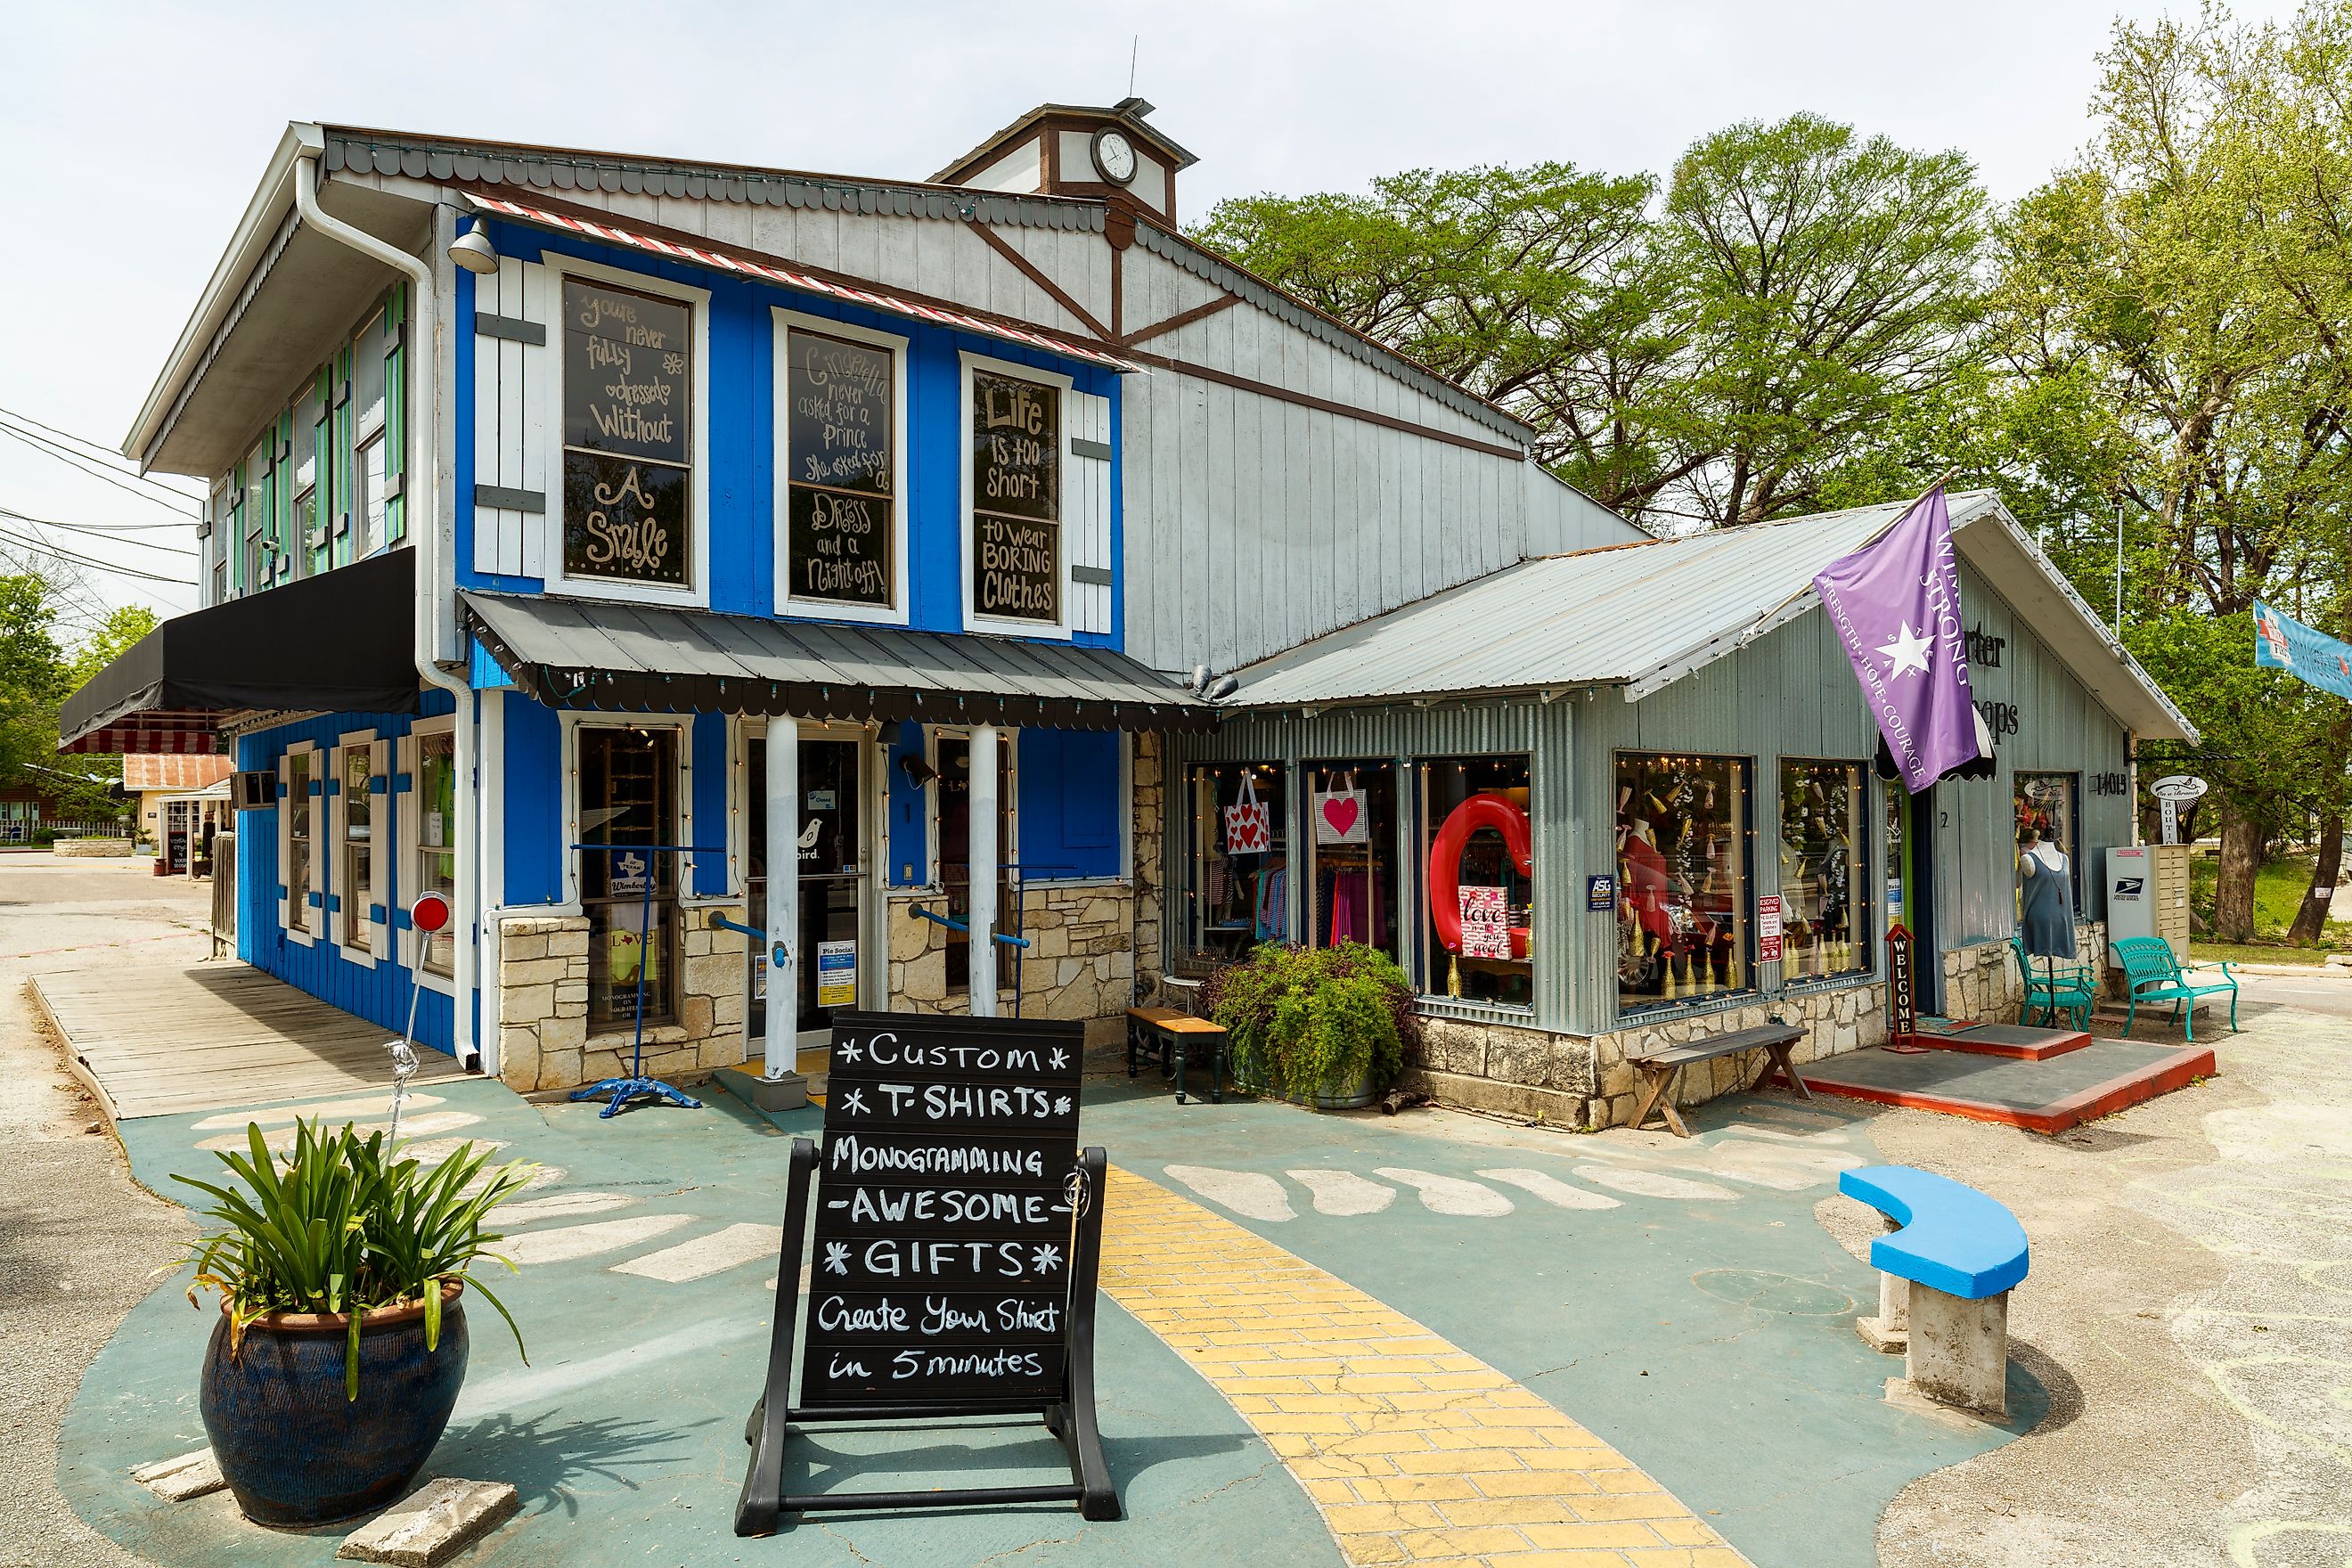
[495,908,746,1093]
[885,883,1136,1041]
[1942,919,2108,1021]
[1132,733,1165,996]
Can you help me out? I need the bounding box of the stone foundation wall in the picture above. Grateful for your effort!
[1582,982,1886,1129]
[495,907,746,1093]
[53,837,133,858]
[885,883,1135,1043]
[1940,919,2108,1021]
[1132,733,1165,996]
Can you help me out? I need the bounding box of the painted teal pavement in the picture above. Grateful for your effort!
[63,1064,2038,1567]
[65,1076,1337,1568]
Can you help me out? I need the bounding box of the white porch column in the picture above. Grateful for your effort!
[968,723,1000,1018]
[764,717,800,1080]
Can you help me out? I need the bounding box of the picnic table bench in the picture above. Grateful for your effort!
[1626,1020,1809,1137]
[1125,1006,1228,1105]
[2113,935,2238,1041]
[1840,1164,2030,1418]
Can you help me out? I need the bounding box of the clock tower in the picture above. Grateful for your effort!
[931,98,1196,227]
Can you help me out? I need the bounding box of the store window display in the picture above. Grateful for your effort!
[1418,756,1534,1008]
[1778,760,1869,980]
[1180,763,1288,971]
[2013,772,2078,908]
[1616,753,1752,1010]
[1304,761,1399,960]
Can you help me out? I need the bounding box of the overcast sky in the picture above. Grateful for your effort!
[4,0,2303,626]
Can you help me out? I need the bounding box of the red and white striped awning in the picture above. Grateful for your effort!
[470,196,1141,373]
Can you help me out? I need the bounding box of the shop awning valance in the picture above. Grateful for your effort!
[59,548,421,755]
[469,195,1144,373]
[461,592,1213,732]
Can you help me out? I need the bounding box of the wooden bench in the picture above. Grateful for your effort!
[1839,1165,2030,1418]
[2113,935,2238,1041]
[1126,1007,1228,1105]
[1625,1021,1809,1137]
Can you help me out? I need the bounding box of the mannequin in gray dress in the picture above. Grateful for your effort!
[2018,827,2075,958]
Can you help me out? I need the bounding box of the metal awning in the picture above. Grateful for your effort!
[469,195,1144,373]
[462,592,1212,732]
[60,549,421,755]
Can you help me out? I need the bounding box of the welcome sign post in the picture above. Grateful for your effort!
[736,1011,1118,1534]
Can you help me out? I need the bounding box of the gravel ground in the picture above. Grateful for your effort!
[0,858,200,1568]
[1832,985,2352,1568]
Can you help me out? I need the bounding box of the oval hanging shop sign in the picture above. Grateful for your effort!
[2152,775,2209,803]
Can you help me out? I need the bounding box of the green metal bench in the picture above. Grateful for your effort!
[2009,934,2095,1030]
[2113,936,2238,1041]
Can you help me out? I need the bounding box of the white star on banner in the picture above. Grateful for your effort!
[1876,622,1933,679]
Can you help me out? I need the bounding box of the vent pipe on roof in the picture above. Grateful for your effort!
[292,148,481,1073]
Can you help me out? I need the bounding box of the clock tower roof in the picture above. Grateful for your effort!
[932,99,1196,225]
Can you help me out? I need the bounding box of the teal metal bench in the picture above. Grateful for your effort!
[2009,934,2095,1031]
[1839,1164,2030,1417]
[2112,935,2237,1041]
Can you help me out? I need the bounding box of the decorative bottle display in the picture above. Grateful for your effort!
[1776,762,1864,981]
[1615,755,1750,1009]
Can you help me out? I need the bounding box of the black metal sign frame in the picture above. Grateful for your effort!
[735,1015,1119,1535]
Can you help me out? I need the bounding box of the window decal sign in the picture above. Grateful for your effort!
[1458,886,1511,959]
[562,279,691,587]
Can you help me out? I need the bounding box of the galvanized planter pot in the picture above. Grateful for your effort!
[199,1285,469,1527]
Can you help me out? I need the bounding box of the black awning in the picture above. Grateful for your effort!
[462,591,1213,733]
[60,548,421,754]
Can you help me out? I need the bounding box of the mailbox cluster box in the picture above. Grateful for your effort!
[799,1011,1087,1410]
[2105,844,2191,964]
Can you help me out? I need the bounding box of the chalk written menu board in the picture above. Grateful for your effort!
[969,370,1060,624]
[800,1011,1087,1409]
[561,279,691,586]
[785,330,894,608]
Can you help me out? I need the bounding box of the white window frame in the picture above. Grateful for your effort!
[959,351,1075,641]
[559,714,697,908]
[772,308,911,626]
[331,730,389,967]
[541,255,713,609]
[402,717,458,994]
[279,740,322,945]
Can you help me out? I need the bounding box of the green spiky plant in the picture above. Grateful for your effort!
[175,1121,535,1401]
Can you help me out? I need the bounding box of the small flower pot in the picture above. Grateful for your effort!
[200,1285,469,1527]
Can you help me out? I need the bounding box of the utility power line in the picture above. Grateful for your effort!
[0,506,197,558]
[0,403,152,469]
[0,527,192,586]
[0,421,200,517]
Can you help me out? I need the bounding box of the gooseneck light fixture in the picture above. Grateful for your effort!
[448,220,501,275]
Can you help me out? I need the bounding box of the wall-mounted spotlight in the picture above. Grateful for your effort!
[449,220,501,275]
[898,754,939,787]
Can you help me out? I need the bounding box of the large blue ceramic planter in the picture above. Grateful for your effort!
[199,1286,469,1527]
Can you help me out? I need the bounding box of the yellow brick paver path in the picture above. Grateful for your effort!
[1099,1166,1751,1568]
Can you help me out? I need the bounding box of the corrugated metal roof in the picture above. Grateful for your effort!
[1224,491,2196,741]
[463,593,1213,732]
[124,755,235,792]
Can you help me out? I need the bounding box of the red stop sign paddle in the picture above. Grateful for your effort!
[410,892,452,934]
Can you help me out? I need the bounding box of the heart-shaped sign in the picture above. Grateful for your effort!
[1322,796,1360,837]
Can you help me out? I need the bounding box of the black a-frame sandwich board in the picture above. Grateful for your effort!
[734,1012,1120,1535]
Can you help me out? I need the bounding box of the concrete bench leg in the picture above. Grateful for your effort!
[1856,1214,1908,1353]
[1905,1283,2010,1419]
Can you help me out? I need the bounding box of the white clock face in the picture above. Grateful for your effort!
[1093,130,1137,185]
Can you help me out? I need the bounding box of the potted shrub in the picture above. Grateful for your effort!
[1205,942,1417,1109]
[176,1120,535,1527]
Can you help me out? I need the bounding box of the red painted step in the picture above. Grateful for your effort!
[1797,1041,2216,1134]
[1926,1023,2095,1061]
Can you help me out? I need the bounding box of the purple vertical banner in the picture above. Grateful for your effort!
[1813,487,1982,792]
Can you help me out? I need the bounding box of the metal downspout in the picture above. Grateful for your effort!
[292,148,480,1070]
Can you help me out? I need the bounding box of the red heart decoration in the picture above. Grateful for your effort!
[1322,796,1360,836]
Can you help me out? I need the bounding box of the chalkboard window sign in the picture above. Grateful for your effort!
[784,323,899,612]
[561,278,693,588]
[969,366,1062,625]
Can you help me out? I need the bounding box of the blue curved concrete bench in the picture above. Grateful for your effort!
[1838,1165,2029,1300]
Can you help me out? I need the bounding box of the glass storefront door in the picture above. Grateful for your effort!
[747,732,869,1065]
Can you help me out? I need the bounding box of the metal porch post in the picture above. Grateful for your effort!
[766,717,801,1078]
[969,724,1000,1018]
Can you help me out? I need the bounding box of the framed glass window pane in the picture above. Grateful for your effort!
[785,328,896,609]
[935,736,1016,996]
[286,749,313,921]
[341,747,372,948]
[2014,772,2079,905]
[243,440,271,590]
[355,435,388,558]
[1180,764,1286,973]
[1778,760,1868,980]
[1615,753,1752,1011]
[579,727,679,1025]
[416,732,457,977]
[354,307,388,433]
[561,278,693,587]
[1417,756,1534,1009]
[969,369,1060,625]
[1303,761,1399,961]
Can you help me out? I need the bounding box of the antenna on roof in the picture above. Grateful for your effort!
[1128,35,1139,97]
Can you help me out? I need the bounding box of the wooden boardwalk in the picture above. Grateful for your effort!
[32,961,466,1123]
